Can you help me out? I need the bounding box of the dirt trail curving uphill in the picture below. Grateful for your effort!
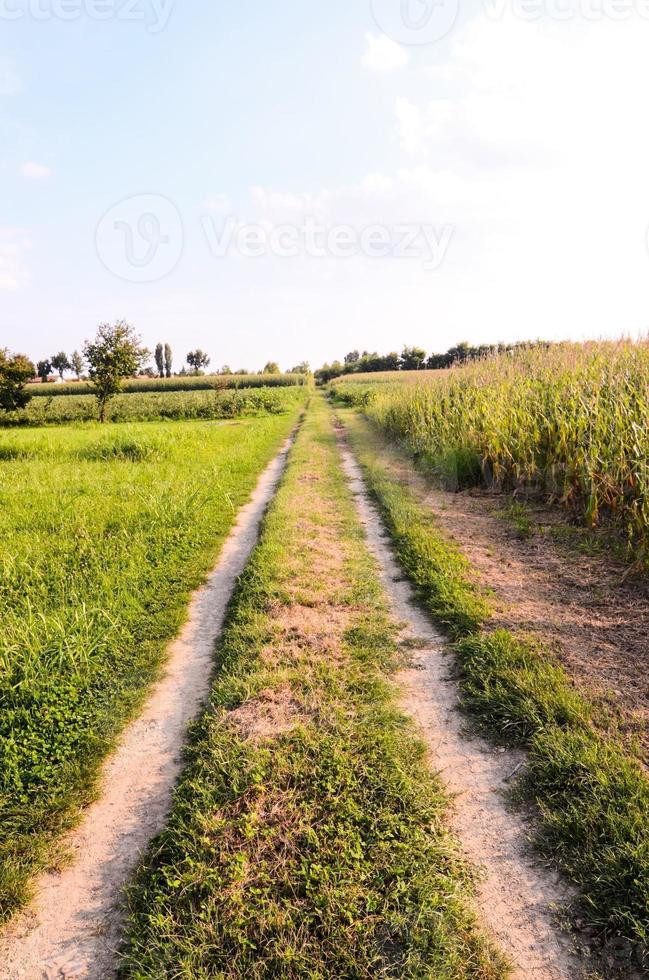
[0,434,296,980]
[338,434,586,980]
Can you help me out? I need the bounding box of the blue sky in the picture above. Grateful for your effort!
[2,0,649,371]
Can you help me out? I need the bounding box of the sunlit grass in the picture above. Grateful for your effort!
[0,412,299,920]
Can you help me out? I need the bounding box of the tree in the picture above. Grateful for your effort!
[288,361,310,374]
[83,321,149,423]
[71,350,84,380]
[400,346,427,371]
[37,358,52,383]
[219,365,232,376]
[383,352,400,371]
[164,343,173,378]
[186,349,211,374]
[0,350,35,413]
[51,351,71,379]
[344,351,360,365]
[262,361,280,375]
[154,343,165,378]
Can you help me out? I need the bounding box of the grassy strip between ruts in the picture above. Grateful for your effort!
[119,396,505,979]
[0,412,300,922]
[339,407,649,967]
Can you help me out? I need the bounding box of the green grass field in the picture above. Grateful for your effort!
[6,385,307,427]
[0,410,300,920]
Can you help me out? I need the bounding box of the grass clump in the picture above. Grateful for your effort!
[341,408,649,964]
[78,435,166,462]
[528,725,649,948]
[456,631,591,743]
[0,413,299,921]
[119,396,505,979]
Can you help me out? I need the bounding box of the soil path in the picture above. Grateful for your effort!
[339,434,585,980]
[0,434,295,980]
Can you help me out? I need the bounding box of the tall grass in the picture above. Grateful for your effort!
[334,341,649,561]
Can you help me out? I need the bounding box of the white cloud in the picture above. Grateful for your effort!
[395,98,456,154]
[0,230,31,291]
[235,10,649,353]
[361,33,409,72]
[21,161,52,179]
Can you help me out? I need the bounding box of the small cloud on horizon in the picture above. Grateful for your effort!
[21,161,52,179]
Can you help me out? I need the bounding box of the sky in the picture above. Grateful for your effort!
[2,0,649,372]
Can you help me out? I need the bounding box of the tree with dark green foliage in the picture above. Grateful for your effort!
[37,359,52,383]
[51,351,71,380]
[164,343,173,378]
[400,346,427,371]
[0,350,35,412]
[83,321,149,423]
[288,361,310,374]
[186,349,210,374]
[71,350,84,380]
[154,343,165,378]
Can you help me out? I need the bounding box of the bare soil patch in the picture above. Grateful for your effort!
[378,443,649,756]
[227,687,306,742]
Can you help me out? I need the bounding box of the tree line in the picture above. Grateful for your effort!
[315,340,553,383]
[32,344,309,384]
[0,322,311,422]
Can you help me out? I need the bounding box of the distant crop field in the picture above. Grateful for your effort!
[329,369,449,384]
[0,412,299,919]
[331,341,649,562]
[5,386,308,427]
[28,373,310,398]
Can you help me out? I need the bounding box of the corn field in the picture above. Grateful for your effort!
[332,341,649,561]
